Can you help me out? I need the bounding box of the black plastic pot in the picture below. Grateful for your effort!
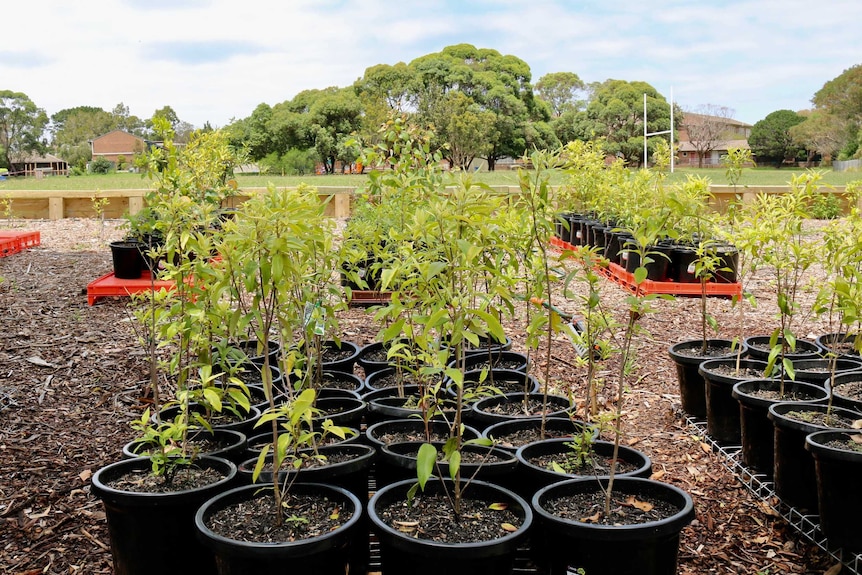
[376,441,518,487]
[468,392,573,427]
[743,335,821,362]
[109,240,145,279]
[237,443,375,499]
[815,332,861,359]
[195,482,363,575]
[363,384,459,426]
[513,438,652,500]
[699,358,769,445]
[826,370,862,412]
[368,478,532,575]
[805,430,862,553]
[531,477,695,575]
[623,241,673,282]
[91,455,237,575]
[605,229,632,265]
[365,418,480,453]
[157,402,262,436]
[731,379,828,476]
[790,358,862,387]
[231,339,281,368]
[668,339,746,419]
[356,339,409,375]
[311,396,366,427]
[447,350,529,374]
[451,368,540,398]
[668,243,698,283]
[244,425,360,458]
[481,416,598,452]
[319,339,361,373]
[122,428,248,465]
[768,402,861,512]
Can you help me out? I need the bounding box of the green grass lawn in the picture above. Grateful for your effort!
[1,166,860,192]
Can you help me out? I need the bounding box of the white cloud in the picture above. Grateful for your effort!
[2,0,861,128]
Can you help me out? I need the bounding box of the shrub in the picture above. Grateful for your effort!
[809,192,842,219]
[89,157,114,174]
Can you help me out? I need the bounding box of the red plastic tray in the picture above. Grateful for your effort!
[550,236,742,298]
[0,230,40,256]
[348,290,391,307]
[87,271,175,305]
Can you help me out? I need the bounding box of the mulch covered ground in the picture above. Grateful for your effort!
[0,218,845,574]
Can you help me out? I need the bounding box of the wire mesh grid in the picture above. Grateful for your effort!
[684,415,861,574]
[0,386,16,412]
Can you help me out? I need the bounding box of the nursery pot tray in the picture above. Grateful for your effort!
[87,271,175,305]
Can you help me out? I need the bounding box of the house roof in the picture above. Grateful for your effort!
[90,129,145,143]
[19,152,67,164]
[678,139,750,153]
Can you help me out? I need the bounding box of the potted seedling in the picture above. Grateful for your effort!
[530,164,695,575]
[366,128,533,575]
[193,184,366,573]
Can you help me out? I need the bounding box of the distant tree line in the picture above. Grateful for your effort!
[2,47,861,174]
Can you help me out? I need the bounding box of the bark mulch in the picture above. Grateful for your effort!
[0,218,844,574]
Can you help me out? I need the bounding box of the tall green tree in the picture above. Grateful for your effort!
[748,109,806,167]
[534,71,587,117]
[0,90,49,170]
[408,43,543,170]
[50,106,117,167]
[789,109,847,166]
[571,79,675,167]
[112,102,146,137]
[812,64,862,159]
[354,62,417,145]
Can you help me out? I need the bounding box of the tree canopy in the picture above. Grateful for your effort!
[748,109,806,167]
[0,90,49,170]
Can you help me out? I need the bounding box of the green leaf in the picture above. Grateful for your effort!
[202,387,222,412]
[633,267,647,285]
[416,443,437,490]
[448,450,461,480]
[783,357,796,381]
[252,445,269,484]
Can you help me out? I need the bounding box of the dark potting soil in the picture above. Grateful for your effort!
[822,436,862,453]
[467,359,526,371]
[673,344,736,358]
[128,435,230,457]
[393,444,509,465]
[491,428,581,450]
[704,365,766,379]
[834,380,862,401]
[746,389,816,401]
[782,409,860,429]
[206,492,354,544]
[105,465,225,494]
[529,450,640,476]
[249,429,357,452]
[370,372,424,388]
[318,372,359,390]
[377,493,522,543]
[541,490,680,526]
[467,380,532,395]
[374,429,454,444]
[322,345,355,363]
[256,449,358,472]
[482,398,562,418]
[363,347,389,363]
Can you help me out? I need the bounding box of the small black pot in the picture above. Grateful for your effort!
[668,243,698,283]
[91,455,237,575]
[623,241,673,282]
[814,332,861,359]
[363,384,459,426]
[668,339,746,419]
[768,402,861,512]
[482,417,598,452]
[231,339,281,367]
[195,482,364,575]
[790,358,862,387]
[447,350,529,374]
[743,335,821,362]
[805,430,862,553]
[311,396,366,427]
[365,418,480,453]
[376,441,518,486]
[109,240,145,279]
[513,438,652,500]
[731,379,828,475]
[319,339,361,373]
[531,477,695,575]
[122,428,248,465]
[157,402,262,436]
[237,443,375,499]
[699,358,769,445]
[368,478,532,575]
[451,368,540,398]
[826,370,862,412]
[468,392,572,427]
[244,425,360,458]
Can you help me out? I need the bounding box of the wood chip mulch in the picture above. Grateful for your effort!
[0,218,845,574]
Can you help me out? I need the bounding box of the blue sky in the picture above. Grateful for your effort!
[4,0,862,130]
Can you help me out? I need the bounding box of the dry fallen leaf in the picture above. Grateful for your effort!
[625,495,654,512]
[581,511,601,523]
[851,419,862,430]
[650,469,666,481]
[78,469,92,482]
[824,563,844,575]
[500,522,518,532]
[488,502,508,511]
[850,434,862,444]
